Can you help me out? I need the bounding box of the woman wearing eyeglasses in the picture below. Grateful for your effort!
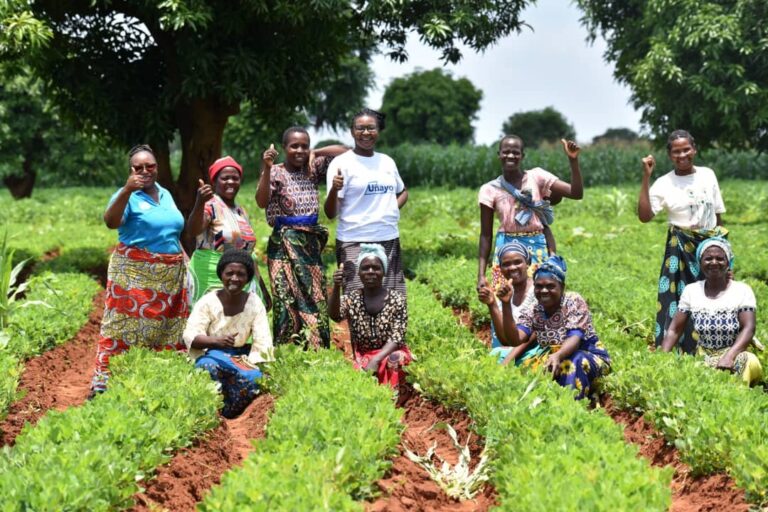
[324,108,408,295]
[90,144,189,396]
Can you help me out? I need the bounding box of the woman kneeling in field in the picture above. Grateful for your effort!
[497,255,611,399]
[183,249,274,418]
[329,243,411,389]
[661,238,762,385]
[477,240,544,365]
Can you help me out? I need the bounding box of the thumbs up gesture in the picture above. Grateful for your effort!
[331,168,344,191]
[196,178,214,203]
[262,143,278,167]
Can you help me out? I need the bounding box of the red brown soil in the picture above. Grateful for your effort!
[331,322,497,511]
[131,393,275,512]
[605,398,750,512]
[0,290,104,447]
[366,391,497,512]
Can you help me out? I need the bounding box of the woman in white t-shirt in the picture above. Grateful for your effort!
[638,129,728,353]
[324,108,408,294]
[661,238,761,385]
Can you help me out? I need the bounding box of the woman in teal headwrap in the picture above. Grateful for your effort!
[478,240,545,365]
[498,255,611,400]
[661,238,761,385]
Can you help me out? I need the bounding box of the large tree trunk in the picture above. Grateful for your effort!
[152,141,174,195]
[175,97,239,215]
[175,97,239,253]
[4,158,36,199]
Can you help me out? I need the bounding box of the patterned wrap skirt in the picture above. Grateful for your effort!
[354,347,413,389]
[654,225,729,353]
[490,343,548,366]
[194,346,263,418]
[267,223,330,349]
[522,338,611,400]
[336,238,406,296]
[91,244,188,392]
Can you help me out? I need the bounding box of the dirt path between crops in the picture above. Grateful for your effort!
[0,290,103,447]
[605,398,749,512]
[448,303,751,512]
[332,322,497,511]
[131,393,274,512]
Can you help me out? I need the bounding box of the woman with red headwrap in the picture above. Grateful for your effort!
[186,155,271,307]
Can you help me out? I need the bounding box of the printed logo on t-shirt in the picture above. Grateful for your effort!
[138,201,152,211]
[364,181,394,195]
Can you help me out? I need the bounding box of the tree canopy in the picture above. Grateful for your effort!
[592,127,640,145]
[501,107,576,148]
[1,0,535,208]
[578,0,768,150]
[378,68,482,146]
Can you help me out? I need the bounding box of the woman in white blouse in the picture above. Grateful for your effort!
[661,238,761,385]
[183,249,274,418]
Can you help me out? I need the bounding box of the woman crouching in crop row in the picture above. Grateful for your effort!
[183,249,274,418]
[661,238,762,385]
[497,255,611,399]
[328,243,411,390]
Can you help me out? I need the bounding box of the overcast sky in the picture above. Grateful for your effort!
[311,0,643,146]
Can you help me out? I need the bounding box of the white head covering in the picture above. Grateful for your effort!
[356,243,388,273]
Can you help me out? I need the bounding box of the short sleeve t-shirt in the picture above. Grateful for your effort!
[678,280,756,350]
[326,150,405,242]
[108,183,184,254]
[649,166,725,230]
[478,168,558,233]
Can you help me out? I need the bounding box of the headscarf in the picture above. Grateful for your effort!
[533,254,567,284]
[497,240,531,265]
[216,248,255,282]
[356,243,388,273]
[208,156,243,182]
[696,237,733,269]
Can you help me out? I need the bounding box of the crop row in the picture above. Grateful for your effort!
[200,346,402,510]
[0,272,100,417]
[386,143,768,188]
[417,236,768,505]
[405,279,672,511]
[0,349,220,511]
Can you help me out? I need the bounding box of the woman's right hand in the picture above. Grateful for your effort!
[262,144,279,167]
[477,285,495,305]
[642,154,655,178]
[496,280,513,303]
[331,169,344,191]
[124,172,146,192]
[196,179,214,203]
[477,275,489,292]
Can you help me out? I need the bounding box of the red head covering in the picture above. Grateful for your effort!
[208,156,243,182]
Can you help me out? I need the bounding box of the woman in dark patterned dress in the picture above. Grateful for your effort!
[328,243,411,388]
[498,255,611,400]
[255,127,346,348]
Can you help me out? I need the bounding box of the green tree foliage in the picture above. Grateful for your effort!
[501,107,576,148]
[378,68,483,146]
[592,127,641,145]
[578,0,768,150]
[0,66,124,198]
[0,0,535,211]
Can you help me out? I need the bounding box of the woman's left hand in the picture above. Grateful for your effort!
[364,357,380,374]
[561,139,580,159]
[716,353,736,372]
[544,353,562,376]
